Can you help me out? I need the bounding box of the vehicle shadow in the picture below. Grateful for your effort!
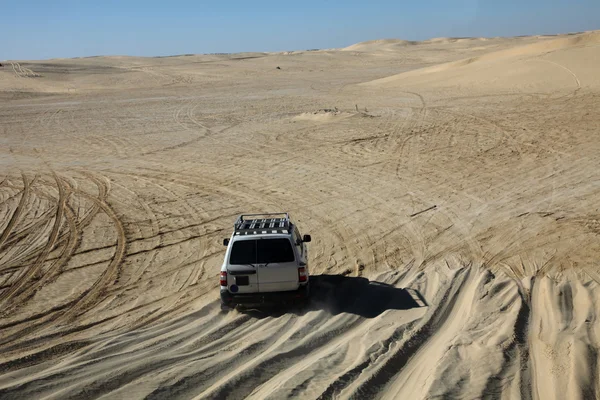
[240,274,427,319]
[308,275,427,318]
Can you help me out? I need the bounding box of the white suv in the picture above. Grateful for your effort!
[220,213,311,310]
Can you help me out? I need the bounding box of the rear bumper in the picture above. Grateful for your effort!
[221,284,309,307]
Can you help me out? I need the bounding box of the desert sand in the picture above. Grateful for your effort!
[1,30,599,399]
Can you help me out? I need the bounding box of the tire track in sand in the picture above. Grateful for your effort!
[0,174,67,309]
[0,174,33,251]
[0,171,124,331]
[1,190,79,315]
[59,185,126,322]
[536,59,581,95]
[0,175,105,274]
[350,266,478,398]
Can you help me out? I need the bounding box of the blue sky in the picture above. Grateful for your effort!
[1,0,599,59]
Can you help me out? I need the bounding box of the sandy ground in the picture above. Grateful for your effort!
[1,30,599,399]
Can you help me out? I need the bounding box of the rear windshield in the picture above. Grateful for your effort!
[229,238,295,264]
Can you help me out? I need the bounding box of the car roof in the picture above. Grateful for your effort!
[232,213,297,239]
[231,233,293,241]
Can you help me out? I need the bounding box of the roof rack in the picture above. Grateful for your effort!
[234,213,291,235]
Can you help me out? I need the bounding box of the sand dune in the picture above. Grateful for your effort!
[342,39,419,52]
[363,31,600,94]
[1,31,600,399]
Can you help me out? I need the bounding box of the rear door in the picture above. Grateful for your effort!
[227,239,259,293]
[256,238,299,292]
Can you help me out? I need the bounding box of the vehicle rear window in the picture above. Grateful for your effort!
[257,238,295,263]
[229,238,295,264]
[229,240,257,265]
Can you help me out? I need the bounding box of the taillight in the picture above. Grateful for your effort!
[220,271,227,286]
[298,267,307,282]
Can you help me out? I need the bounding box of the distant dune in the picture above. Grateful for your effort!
[362,30,600,93]
[342,31,596,52]
[342,39,419,51]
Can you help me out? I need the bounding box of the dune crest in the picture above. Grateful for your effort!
[342,39,418,51]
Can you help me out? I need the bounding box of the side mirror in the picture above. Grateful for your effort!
[302,234,311,243]
[223,238,230,246]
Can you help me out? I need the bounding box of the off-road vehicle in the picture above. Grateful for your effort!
[220,213,311,309]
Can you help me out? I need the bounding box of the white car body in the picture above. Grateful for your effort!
[220,213,311,309]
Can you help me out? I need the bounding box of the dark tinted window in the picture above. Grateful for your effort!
[257,238,295,263]
[229,238,295,264]
[229,240,257,265]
